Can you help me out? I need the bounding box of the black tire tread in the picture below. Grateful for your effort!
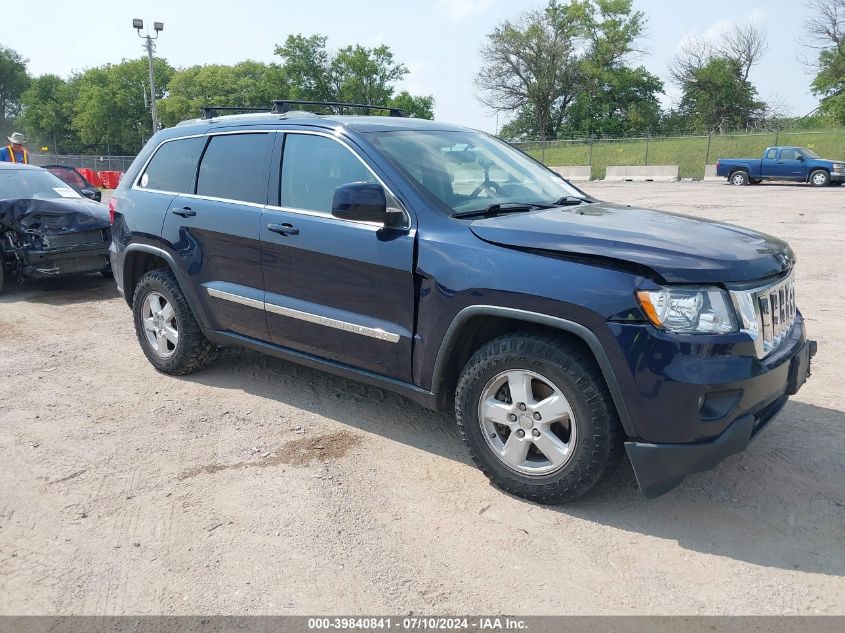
[455,332,624,504]
[132,268,219,375]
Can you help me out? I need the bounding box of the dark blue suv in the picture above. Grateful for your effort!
[109,102,816,502]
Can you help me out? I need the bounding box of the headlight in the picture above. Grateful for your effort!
[636,286,737,334]
[833,163,845,172]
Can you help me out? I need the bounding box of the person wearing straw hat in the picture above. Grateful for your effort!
[0,132,29,164]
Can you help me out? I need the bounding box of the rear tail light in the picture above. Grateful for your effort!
[108,196,117,224]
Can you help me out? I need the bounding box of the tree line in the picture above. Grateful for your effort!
[0,34,433,155]
[475,0,845,141]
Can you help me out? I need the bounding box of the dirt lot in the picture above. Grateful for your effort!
[1,181,843,615]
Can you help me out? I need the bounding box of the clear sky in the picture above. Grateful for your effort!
[3,0,815,133]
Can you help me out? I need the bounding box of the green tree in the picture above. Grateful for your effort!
[806,0,845,124]
[20,74,80,151]
[388,91,434,119]
[565,66,662,136]
[676,57,764,131]
[73,57,174,153]
[274,34,334,101]
[273,34,433,116]
[476,0,658,140]
[159,61,286,126]
[330,44,407,105]
[475,1,581,140]
[0,45,30,138]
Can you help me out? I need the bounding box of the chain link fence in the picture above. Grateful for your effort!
[26,151,136,173]
[15,128,845,183]
[512,128,845,180]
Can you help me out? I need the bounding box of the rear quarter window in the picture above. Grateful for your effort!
[139,136,205,193]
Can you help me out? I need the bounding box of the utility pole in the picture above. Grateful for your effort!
[133,19,164,134]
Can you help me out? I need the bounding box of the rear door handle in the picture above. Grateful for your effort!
[172,207,196,217]
[267,223,299,236]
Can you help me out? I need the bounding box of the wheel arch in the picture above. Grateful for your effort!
[430,306,636,437]
[122,244,211,329]
[808,167,830,183]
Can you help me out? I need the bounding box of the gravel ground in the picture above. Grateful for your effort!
[0,181,843,615]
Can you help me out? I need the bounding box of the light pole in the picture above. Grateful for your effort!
[133,18,164,134]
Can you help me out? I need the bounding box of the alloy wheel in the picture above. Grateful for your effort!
[141,291,178,358]
[478,369,577,476]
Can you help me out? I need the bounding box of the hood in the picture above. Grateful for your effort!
[0,198,110,236]
[469,202,794,284]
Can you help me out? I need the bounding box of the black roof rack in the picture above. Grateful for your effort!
[200,106,268,119]
[271,100,406,117]
[200,101,407,120]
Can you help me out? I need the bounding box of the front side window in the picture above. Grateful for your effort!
[196,133,271,204]
[368,130,583,215]
[280,134,377,213]
[139,136,205,193]
[780,149,800,161]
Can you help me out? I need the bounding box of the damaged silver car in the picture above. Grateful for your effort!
[0,162,111,293]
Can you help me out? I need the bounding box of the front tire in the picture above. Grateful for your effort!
[730,171,749,186]
[810,169,830,187]
[455,333,624,504]
[132,269,219,375]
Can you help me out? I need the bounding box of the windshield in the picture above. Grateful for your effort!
[801,148,820,159]
[368,130,584,214]
[0,168,83,201]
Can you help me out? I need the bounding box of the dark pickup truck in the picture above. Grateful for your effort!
[717,146,845,186]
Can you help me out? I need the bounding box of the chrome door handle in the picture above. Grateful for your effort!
[268,223,299,236]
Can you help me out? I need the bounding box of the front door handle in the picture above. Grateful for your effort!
[172,207,196,217]
[267,223,299,236]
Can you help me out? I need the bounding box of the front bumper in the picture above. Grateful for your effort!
[598,317,816,497]
[21,244,110,279]
[831,172,845,183]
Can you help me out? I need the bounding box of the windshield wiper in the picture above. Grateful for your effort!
[450,202,549,219]
[552,196,585,206]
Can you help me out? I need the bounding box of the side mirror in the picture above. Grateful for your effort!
[81,187,101,202]
[797,155,805,162]
[332,182,403,226]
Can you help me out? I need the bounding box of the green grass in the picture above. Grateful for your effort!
[519,129,845,180]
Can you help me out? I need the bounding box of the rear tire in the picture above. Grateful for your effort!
[809,169,830,187]
[132,269,219,375]
[730,171,749,186]
[455,333,624,504]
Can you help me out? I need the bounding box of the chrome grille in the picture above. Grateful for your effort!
[754,274,796,357]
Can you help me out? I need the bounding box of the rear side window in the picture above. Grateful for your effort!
[765,149,777,160]
[280,134,376,212]
[139,137,205,193]
[196,133,271,204]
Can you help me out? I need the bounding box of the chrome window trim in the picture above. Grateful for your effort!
[205,287,401,344]
[130,128,411,229]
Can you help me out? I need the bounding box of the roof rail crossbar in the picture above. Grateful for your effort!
[200,106,270,119]
[270,100,406,118]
